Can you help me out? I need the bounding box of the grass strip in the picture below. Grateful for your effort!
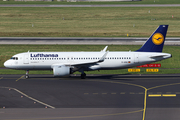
[1,0,180,5]
[0,7,180,37]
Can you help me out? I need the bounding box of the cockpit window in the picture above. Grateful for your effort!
[10,57,18,60]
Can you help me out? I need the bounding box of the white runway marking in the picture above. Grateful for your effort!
[0,86,55,109]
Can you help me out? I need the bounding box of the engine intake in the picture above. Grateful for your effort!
[53,65,70,77]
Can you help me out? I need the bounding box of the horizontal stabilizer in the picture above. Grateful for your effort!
[149,53,172,59]
[150,55,167,58]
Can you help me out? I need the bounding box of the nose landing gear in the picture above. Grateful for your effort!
[25,70,29,79]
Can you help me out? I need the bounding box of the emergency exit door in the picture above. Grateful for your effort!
[24,54,29,64]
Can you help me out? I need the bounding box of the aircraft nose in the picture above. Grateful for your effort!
[4,60,11,68]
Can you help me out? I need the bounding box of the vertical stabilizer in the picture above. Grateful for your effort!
[136,25,168,52]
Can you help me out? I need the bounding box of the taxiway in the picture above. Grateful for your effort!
[0,74,180,120]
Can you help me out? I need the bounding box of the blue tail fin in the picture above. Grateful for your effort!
[136,25,168,52]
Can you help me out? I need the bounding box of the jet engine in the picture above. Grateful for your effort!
[53,65,70,77]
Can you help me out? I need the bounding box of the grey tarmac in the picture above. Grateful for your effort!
[0,74,180,120]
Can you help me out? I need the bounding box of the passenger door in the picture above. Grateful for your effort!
[134,54,139,63]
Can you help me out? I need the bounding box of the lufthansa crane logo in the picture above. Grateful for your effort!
[152,33,164,45]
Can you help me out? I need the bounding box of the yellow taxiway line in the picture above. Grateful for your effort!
[148,94,176,97]
[162,94,176,97]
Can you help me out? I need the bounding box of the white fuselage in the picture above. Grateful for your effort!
[4,51,172,72]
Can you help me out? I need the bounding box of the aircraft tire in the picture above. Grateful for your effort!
[25,75,29,79]
[81,73,86,79]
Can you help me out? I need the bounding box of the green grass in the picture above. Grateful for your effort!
[0,44,179,75]
[0,7,180,37]
[0,0,180,5]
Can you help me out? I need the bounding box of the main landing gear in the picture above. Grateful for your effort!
[81,73,86,79]
[25,70,29,79]
[79,69,86,79]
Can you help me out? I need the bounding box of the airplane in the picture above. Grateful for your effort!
[4,25,172,79]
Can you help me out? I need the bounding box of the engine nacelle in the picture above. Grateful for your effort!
[53,65,70,77]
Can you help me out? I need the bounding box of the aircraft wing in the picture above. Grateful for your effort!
[51,49,108,70]
[51,51,108,68]
[65,51,109,66]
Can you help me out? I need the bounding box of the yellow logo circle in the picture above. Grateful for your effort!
[152,33,164,45]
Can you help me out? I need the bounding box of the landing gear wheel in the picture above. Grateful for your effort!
[81,73,86,79]
[25,75,29,79]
